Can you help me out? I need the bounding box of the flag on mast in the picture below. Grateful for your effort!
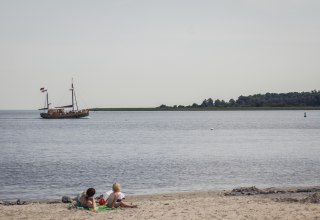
[40,87,47,92]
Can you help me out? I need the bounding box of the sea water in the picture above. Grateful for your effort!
[0,110,319,200]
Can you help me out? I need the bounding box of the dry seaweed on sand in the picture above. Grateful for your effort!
[275,193,320,204]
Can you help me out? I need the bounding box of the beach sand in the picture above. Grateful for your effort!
[1,187,320,220]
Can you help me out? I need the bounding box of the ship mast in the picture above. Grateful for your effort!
[46,92,49,111]
[71,79,74,111]
[39,87,49,112]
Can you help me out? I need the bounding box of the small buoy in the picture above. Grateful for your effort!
[304,112,307,118]
[210,128,214,130]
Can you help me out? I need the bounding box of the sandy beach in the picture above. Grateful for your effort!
[1,186,320,220]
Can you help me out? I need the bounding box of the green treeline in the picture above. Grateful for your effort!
[90,90,320,111]
[158,90,320,109]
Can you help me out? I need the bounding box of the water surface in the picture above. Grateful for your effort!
[0,110,319,200]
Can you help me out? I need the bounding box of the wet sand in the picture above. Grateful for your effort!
[1,187,320,220]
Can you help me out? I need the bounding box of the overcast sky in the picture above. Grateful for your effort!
[0,0,319,109]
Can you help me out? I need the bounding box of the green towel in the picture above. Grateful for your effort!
[96,206,116,212]
[77,205,119,212]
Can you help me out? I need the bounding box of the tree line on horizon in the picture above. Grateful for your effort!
[158,90,320,109]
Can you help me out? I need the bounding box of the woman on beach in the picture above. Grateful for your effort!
[106,183,138,208]
[77,188,97,210]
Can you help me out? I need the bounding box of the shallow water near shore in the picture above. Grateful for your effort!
[0,110,320,200]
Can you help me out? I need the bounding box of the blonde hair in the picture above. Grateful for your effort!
[112,182,121,192]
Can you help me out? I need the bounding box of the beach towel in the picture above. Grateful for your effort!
[77,205,118,212]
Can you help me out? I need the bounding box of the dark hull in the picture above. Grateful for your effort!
[40,110,89,119]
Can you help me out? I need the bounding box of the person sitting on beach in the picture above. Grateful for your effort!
[77,188,97,210]
[106,183,137,208]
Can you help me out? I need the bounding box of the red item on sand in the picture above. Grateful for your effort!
[98,198,106,205]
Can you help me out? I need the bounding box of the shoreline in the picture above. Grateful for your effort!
[2,185,320,204]
[2,186,320,220]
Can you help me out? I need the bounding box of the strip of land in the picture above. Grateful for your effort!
[90,106,320,111]
[1,186,320,220]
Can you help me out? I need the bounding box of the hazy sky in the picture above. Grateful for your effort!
[0,0,319,109]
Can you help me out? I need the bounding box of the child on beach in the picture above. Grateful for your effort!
[106,183,138,208]
[77,188,97,211]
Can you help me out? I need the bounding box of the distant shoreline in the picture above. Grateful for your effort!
[90,106,320,111]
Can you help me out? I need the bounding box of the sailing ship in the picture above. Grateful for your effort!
[39,80,89,119]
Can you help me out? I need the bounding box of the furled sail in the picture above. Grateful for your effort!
[55,105,73,108]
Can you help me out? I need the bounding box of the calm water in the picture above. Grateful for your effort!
[0,110,320,200]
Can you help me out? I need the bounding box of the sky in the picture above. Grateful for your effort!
[0,0,319,109]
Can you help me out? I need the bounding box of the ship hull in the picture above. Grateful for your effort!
[40,110,89,119]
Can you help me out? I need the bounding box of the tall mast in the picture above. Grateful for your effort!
[46,92,49,111]
[71,79,74,111]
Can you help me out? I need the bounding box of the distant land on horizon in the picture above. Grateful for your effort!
[92,90,320,111]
